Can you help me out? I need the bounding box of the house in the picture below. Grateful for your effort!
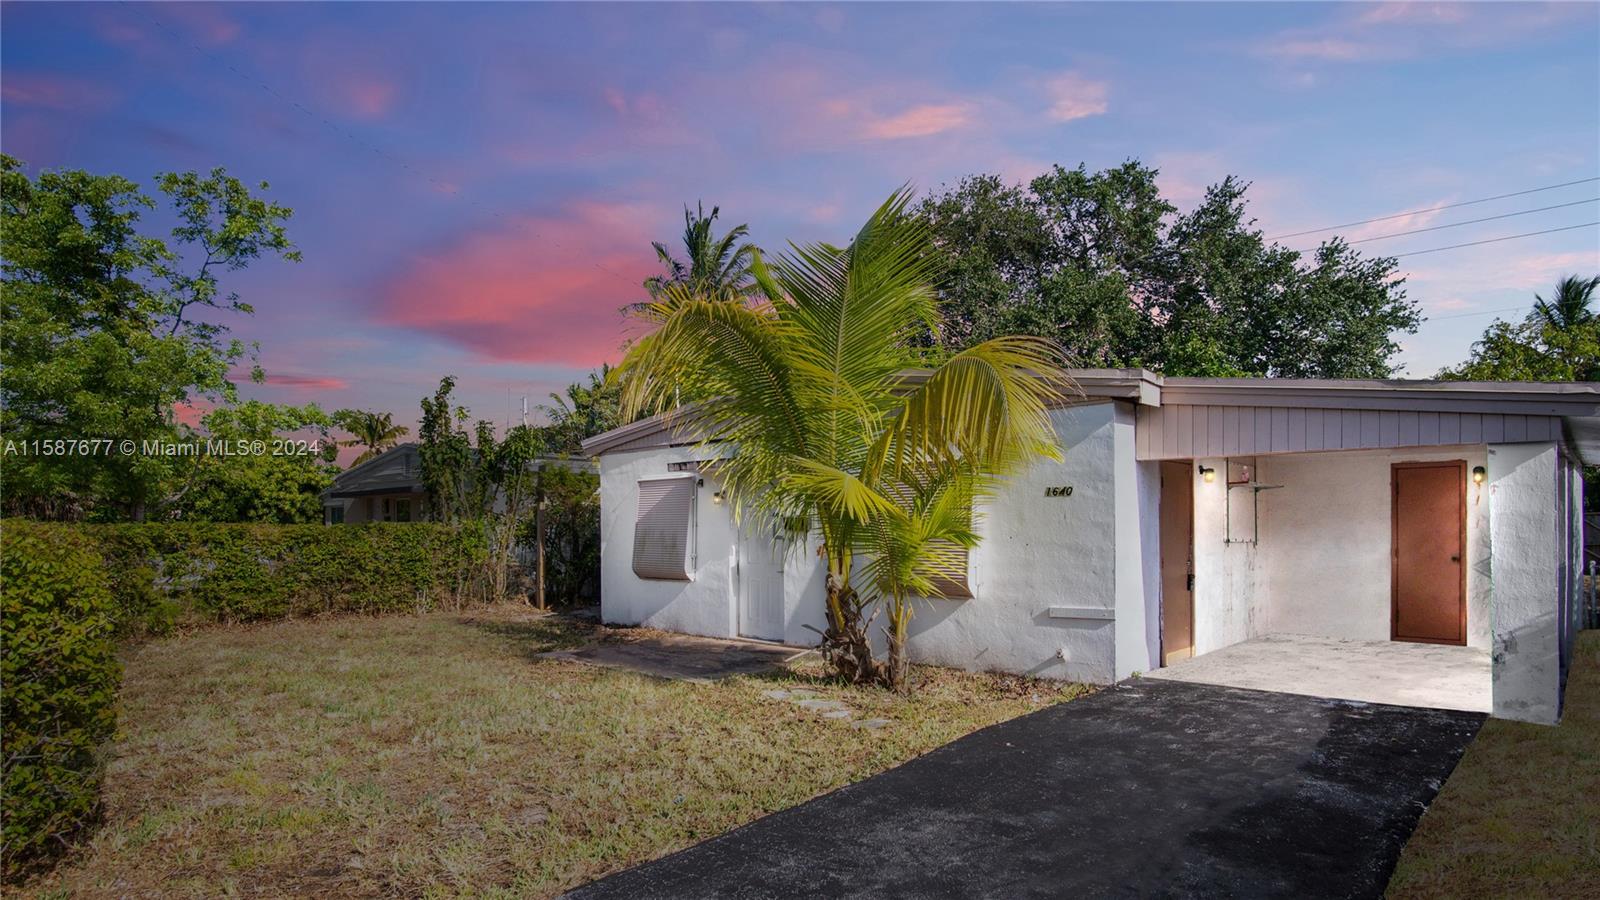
[321,443,596,524]
[580,372,1600,725]
[322,443,427,524]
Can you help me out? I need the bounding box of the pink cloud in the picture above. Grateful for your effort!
[1043,73,1108,123]
[861,103,974,140]
[373,202,656,365]
[0,73,115,111]
[334,74,399,119]
[173,398,215,429]
[262,373,350,391]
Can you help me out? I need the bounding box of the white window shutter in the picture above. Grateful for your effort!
[633,475,696,580]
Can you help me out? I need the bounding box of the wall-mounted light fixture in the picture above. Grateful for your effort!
[1198,465,1216,484]
[712,491,726,505]
[1472,466,1487,485]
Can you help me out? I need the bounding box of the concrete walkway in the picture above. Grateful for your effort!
[566,679,1482,899]
[1144,634,1491,712]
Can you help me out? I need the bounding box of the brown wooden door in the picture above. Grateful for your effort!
[1392,461,1466,645]
[1160,461,1195,664]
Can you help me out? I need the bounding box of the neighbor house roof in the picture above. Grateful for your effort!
[579,371,1600,464]
[321,443,597,501]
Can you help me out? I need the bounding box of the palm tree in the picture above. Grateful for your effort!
[540,364,622,453]
[1531,274,1599,330]
[644,202,758,301]
[616,189,1071,687]
[335,409,410,466]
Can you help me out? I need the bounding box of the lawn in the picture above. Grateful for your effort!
[16,606,1087,898]
[1387,629,1600,898]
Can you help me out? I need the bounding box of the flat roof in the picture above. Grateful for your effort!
[580,372,1600,461]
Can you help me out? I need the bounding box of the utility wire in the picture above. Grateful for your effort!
[1427,304,1528,322]
[1268,176,1600,240]
[128,3,647,292]
[1328,198,1598,247]
[1391,222,1598,258]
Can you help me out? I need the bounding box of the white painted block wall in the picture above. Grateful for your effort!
[901,401,1126,684]
[1489,442,1562,725]
[1256,447,1491,648]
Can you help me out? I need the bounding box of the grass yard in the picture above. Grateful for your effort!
[1387,629,1600,899]
[16,606,1087,898]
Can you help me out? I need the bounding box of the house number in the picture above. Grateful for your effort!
[1045,486,1074,497]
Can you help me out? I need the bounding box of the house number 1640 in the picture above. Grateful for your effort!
[1045,486,1074,497]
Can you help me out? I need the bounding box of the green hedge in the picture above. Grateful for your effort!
[6,521,490,634]
[0,520,489,875]
[1,523,121,877]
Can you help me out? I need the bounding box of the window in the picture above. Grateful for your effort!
[633,475,697,580]
[396,498,412,522]
[325,505,345,525]
[925,541,973,599]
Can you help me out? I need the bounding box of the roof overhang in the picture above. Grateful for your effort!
[579,372,1600,465]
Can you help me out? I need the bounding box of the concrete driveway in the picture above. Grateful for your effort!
[567,679,1482,900]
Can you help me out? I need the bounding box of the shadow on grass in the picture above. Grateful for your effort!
[458,608,598,660]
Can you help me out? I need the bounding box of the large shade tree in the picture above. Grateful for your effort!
[617,190,1070,687]
[917,162,1421,377]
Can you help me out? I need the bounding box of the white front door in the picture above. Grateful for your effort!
[739,528,785,641]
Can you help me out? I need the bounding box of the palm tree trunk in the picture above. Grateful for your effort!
[886,594,911,692]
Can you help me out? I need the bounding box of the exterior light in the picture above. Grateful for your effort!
[1199,466,1216,484]
[712,491,725,505]
[1472,466,1486,485]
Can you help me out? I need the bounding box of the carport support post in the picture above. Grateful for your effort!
[1488,442,1562,725]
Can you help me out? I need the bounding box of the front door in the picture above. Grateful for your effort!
[1159,461,1195,665]
[738,528,785,641]
[1392,461,1467,645]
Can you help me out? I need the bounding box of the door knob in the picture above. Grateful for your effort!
[1450,555,1460,562]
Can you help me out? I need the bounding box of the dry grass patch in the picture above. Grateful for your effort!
[14,606,1087,898]
[1387,629,1600,898]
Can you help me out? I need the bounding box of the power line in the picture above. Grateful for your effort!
[1427,304,1527,322]
[1268,176,1600,240]
[1391,222,1598,259]
[1328,198,1598,247]
[128,3,647,292]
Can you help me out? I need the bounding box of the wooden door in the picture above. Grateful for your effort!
[1392,461,1466,645]
[738,528,785,641]
[1160,461,1195,664]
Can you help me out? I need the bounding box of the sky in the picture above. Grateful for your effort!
[3,1,1598,437]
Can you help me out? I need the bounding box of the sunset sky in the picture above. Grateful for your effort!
[3,1,1597,434]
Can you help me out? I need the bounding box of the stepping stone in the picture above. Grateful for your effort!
[796,698,846,713]
[761,689,791,701]
[821,709,853,720]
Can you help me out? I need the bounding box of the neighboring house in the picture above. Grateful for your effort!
[581,371,1599,725]
[320,443,597,524]
[322,443,426,524]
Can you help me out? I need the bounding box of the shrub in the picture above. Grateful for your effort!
[82,522,489,632]
[1,522,120,877]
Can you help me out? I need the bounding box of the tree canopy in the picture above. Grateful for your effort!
[916,161,1421,377]
[1441,274,1600,382]
[1,155,301,520]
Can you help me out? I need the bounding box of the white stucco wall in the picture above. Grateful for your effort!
[901,401,1126,684]
[597,402,1136,684]
[598,445,740,639]
[1489,442,1563,725]
[1190,458,1264,654]
[1255,447,1491,648]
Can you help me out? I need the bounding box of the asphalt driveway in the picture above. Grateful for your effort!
[567,678,1483,900]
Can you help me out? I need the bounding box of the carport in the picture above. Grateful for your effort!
[1136,378,1598,724]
